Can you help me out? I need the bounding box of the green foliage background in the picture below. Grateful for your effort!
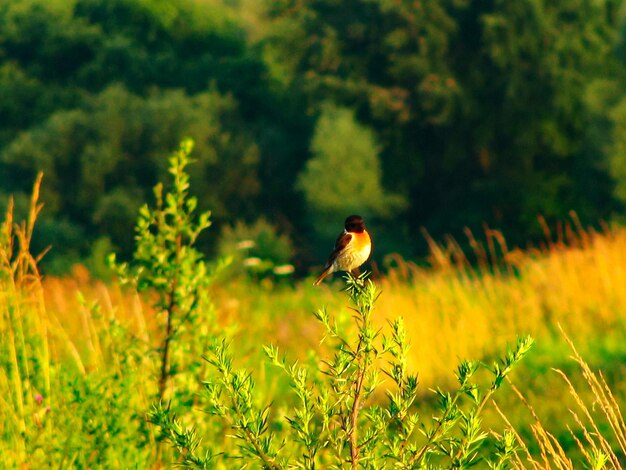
[1,0,626,272]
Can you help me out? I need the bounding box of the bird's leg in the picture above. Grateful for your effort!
[350,268,366,289]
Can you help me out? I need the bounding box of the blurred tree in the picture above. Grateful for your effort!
[0,0,281,271]
[72,0,249,93]
[0,85,260,267]
[0,1,90,146]
[0,63,48,146]
[464,0,623,234]
[264,0,625,248]
[591,80,626,208]
[0,0,100,84]
[297,104,405,245]
[609,97,626,204]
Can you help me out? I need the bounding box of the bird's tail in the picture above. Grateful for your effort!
[313,266,333,286]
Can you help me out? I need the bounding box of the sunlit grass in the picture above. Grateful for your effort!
[0,176,157,467]
[375,222,626,390]
[40,219,626,397]
[3,179,626,466]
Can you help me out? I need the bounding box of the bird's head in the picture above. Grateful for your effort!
[345,215,365,233]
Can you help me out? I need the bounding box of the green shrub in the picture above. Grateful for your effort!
[0,174,155,467]
[149,272,533,468]
[217,218,295,281]
[109,138,224,401]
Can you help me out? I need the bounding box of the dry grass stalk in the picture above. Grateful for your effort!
[557,324,626,464]
[492,399,541,469]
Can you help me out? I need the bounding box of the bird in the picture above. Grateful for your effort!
[314,215,372,285]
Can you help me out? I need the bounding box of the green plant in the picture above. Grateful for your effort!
[0,174,156,467]
[110,138,223,400]
[150,272,533,468]
[217,217,295,281]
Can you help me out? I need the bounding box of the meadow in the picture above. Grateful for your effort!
[2,171,626,468]
[2,1,625,468]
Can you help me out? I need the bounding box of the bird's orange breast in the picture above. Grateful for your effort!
[333,230,371,271]
[352,230,371,251]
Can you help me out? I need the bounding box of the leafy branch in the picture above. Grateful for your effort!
[110,139,217,400]
[150,271,534,469]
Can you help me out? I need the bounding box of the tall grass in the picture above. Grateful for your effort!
[0,175,157,467]
[188,219,626,394]
[490,324,626,469]
[370,220,626,389]
[1,173,50,461]
[40,218,626,389]
[1,173,625,467]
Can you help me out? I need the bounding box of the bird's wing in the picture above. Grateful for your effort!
[325,231,352,267]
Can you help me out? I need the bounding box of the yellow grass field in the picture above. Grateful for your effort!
[42,220,626,384]
[3,204,626,466]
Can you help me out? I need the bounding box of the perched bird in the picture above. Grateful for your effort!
[314,215,372,285]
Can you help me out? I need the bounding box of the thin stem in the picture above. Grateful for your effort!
[409,394,460,467]
[349,355,366,468]
[158,290,175,400]
[226,380,282,470]
[451,385,497,464]
[241,423,282,470]
[158,231,182,400]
